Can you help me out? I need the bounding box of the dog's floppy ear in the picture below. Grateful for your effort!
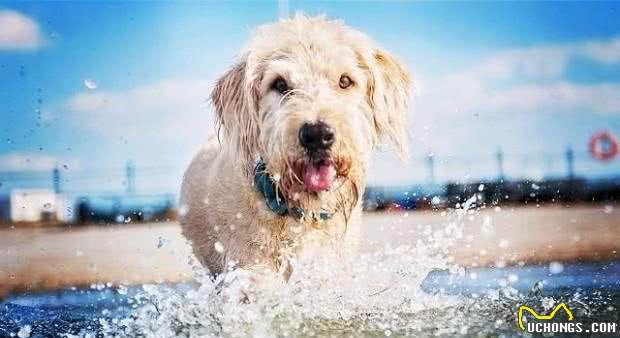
[211,55,261,176]
[366,49,411,159]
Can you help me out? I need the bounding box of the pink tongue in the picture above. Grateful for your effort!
[303,163,336,192]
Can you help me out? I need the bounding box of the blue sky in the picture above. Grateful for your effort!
[1,1,620,194]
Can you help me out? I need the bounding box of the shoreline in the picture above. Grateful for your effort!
[1,204,618,298]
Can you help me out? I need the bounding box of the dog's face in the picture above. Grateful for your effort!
[212,15,410,205]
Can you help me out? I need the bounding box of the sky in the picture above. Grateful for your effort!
[1,1,620,194]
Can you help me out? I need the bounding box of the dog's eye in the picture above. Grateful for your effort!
[271,77,290,95]
[339,75,354,89]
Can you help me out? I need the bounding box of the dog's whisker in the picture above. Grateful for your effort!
[288,160,303,185]
[278,93,291,106]
[278,89,302,106]
[276,124,303,187]
[292,173,303,185]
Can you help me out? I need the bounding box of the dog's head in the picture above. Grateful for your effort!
[212,15,410,206]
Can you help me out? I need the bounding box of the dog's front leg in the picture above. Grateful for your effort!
[218,263,287,304]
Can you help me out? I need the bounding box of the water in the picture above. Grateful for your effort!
[2,262,618,337]
[1,201,619,337]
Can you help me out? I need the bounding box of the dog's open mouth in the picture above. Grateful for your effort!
[303,159,337,192]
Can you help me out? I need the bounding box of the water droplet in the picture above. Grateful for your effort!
[157,236,166,249]
[481,215,494,235]
[549,261,564,274]
[84,79,98,89]
[178,204,189,217]
[542,297,556,311]
[214,241,225,253]
[17,325,31,338]
[498,239,509,249]
[507,274,519,284]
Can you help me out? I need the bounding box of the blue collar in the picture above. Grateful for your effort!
[254,160,333,222]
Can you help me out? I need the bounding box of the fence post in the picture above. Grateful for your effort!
[496,148,505,182]
[125,161,136,194]
[565,146,575,180]
[52,167,61,194]
[426,153,435,184]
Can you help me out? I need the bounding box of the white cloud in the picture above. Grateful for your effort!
[54,36,620,186]
[418,74,620,119]
[485,82,620,115]
[479,46,570,80]
[65,78,214,138]
[580,37,620,64]
[415,35,620,123]
[0,10,43,51]
[0,153,79,172]
[470,36,620,81]
[388,36,620,184]
[57,78,216,170]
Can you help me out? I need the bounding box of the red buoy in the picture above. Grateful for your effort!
[589,131,618,162]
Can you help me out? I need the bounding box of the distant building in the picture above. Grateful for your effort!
[75,194,174,224]
[5,189,70,223]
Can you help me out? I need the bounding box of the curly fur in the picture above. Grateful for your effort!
[181,14,411,278]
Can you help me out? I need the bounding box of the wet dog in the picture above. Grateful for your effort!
[181,14,410,279]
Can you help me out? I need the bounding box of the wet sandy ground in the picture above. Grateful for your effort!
[0,205,618,298]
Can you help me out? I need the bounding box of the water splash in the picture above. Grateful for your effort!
[94,199,470,336]
[102,245,460,337]
[71,196,615,337]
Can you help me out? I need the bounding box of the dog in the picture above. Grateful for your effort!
[181,14,410,279]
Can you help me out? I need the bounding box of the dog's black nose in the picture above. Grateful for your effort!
[299,121,335,151]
